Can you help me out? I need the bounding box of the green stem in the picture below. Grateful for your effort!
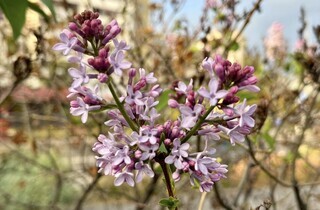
[89,39,98,56]
[158,158,178,210]
[107,80,139,132]
[181,106,215,144]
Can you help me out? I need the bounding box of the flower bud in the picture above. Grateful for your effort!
[168,99,179,108]
[98,73,108,83]
[164,138,171,145]
[70,100,79,108]
[134,150,142,159]
[69,22,78,31]
[129,68,136,78]
[99,48,108,58]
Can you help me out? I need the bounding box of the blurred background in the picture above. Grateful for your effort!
[0,0,319,209]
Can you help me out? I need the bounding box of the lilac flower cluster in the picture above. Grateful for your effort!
[53,11,259,193]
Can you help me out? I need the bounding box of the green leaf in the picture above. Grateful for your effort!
[28,1,50,22]
[159,197,180,210]
[40,0,56,21]
[159,142,168,154]
[0,0,28,40]
[229,41,240,51]
[156,89,174,111]
[262,132,275,150]
[237,91,258,101]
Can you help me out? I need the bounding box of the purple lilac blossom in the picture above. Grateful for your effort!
[70,97,100,123]
[52,30,78,55]
[114,172,135,187]
[109,51,132,76]
[179,104,204,129]
[68,65,89,88]
[165,139,190,169]
[54,10,260,191]
[135,161,155,183]
[234,99,257,127]
[217,124,245,145]
[198,77,228,106]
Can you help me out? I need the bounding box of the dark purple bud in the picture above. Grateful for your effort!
[228,63,241,80]
[129,68,137,78]
[223,94,239,105]
[188,160,195,168]
[134,78,147,91]
[105,25,111,33]
[164,120,172,131]
[198,95,204,104]
[69,22,78,31]
[214,63,225,81]
[88,58,94,66]
[99,48,107,58]
[242,66,254,75]
[96,57,104,67]
[83,95,100,105]
[82,25,91,35]
[157,125,164,134]
[91,19,100,28]
[171,127,180,138]
[127,68,136,85]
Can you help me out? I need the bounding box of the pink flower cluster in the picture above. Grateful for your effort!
[53,11,259,192]
[264,22,287,61]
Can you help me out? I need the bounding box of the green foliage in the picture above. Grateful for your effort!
[262,132,275,150]
[156,89,174,111]
[28,1,50,22]
[159,196,180,210]
[0,0,28,40]
[229,41,240,51]
[159,143,168,153]
[0,0,55,40]
[159,133,169,153]
[41,0,56,21]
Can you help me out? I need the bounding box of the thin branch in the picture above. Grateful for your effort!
[213,182,233,210]
[223,0,264,57]
[136,172,161,210]
[74,172,102,210]
[290,88,319,210]
[246,137,292,187]
[233,161,255,206]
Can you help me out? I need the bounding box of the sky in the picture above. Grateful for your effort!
[161,0,320,51]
